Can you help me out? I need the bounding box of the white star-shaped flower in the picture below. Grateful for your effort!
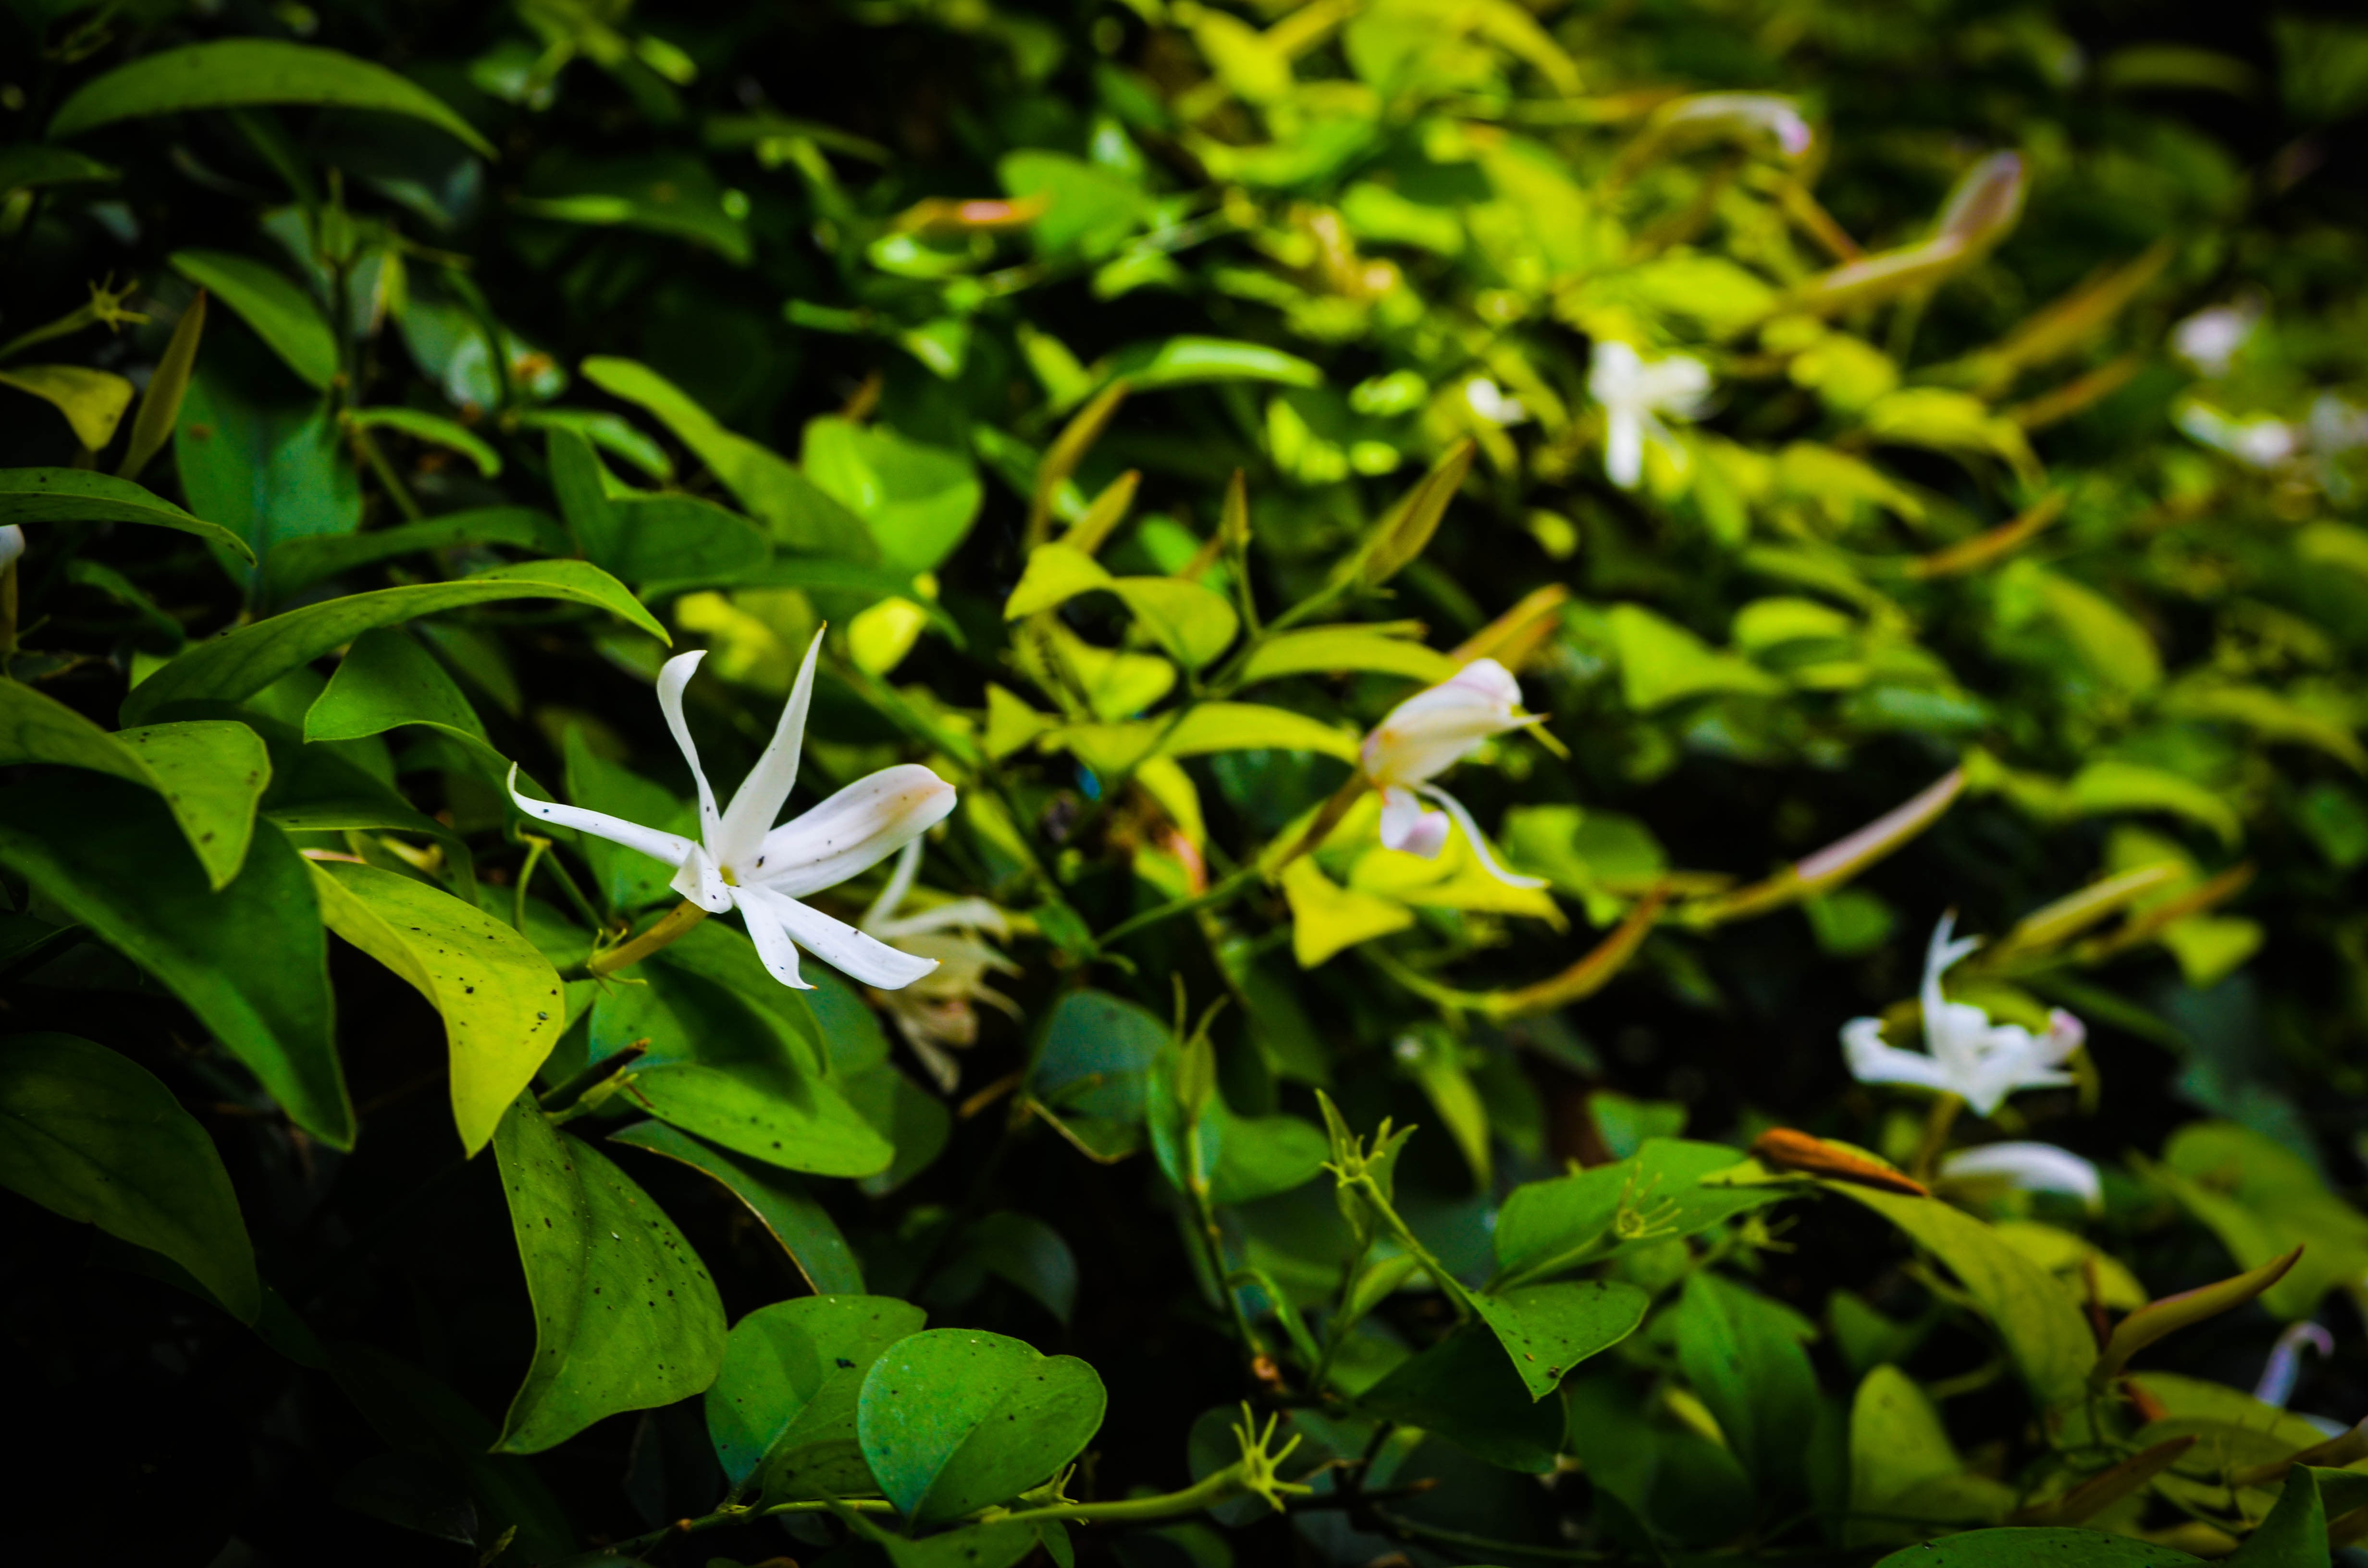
[1588,341,1711,490]
[1840,913,2085,1116]
[509,630,955,991]
[1358,659,1543,889]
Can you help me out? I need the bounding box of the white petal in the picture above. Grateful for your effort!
[1840,1017,1958,1096]
[506,762,697,868]
[669,841,735,913]
[0,525,23,571]
[1603,407,1644,490]
[735,882,814,989]
[1379,786,1449,859]
[2254,1321,2334,1409]
[1417,783,1545,889]
[1960,1046,2073,1118]
[869,897,1012,942]
[1360,660,1533,788]
[655,651,722,845]
[713,627,822,870]
[751,887,940,990]
[860,835,924,930]
[1939,1142,2102,1211]
[749,764,956,897]
[2039,1008,2086,1066]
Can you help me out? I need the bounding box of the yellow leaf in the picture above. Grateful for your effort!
[1282,857,1414,967]
[0,363,136,450]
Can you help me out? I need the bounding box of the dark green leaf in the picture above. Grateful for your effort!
[1494,1139,1783,1284]
[259,508,560,604]
[122,561,666,724]
[857,1327,1107,1525]
[1024,988,1166,1162]
[0,466,255,561]
[701,1293,924,1494]
[548,428,771,584]
[49,40,495,156]
[0,144,119,192]
[169,251,337,390]
[0,1032,258,1322]
[490,1094,726,1453]
[2226,1464,2329,1568]
[0,777,349,1146]
[175,363,359,576]
[1672,1270,1819,1494]
[1359,1320,1563,1472]
[306,626,497,766]
[1870,1530,2207,1566]
[1472,1280,1651,1400]
[624,1061,893,1180]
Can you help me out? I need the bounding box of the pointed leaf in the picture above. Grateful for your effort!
[857,1328,1106,1524]
[259,507,559,605]
[50,40,495,155]
[118,290,206,482]
[111,719,272,889]
[305,626,495,760]
[609,1120,863,1293]
[0,363,135,449]
[169,250,337,390]
[2093,1248,2305,1389]
[490,1096,726,1452]
[0,1032,259,1322]
[1472,1279,1650,1400]
[0,466,253,560]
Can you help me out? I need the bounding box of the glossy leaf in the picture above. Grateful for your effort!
[169,251,337,390]
[802,416,983,575]
[122,561,666,723]
[1099,336,1322,392]
[175,363,360,575]
[608,1120,863,1294]
[857,1328,1107,1524]
[1159,702,1362,762]
[703,1293,924,1494]
[259,508,558,605]
[0,466,254,561]
[1359,1319,1563,1472]
[547,427,770,583]
[0,363,135,449]
[1237,625,1463,686]
[624,1061,894,1179]
[0,1032,259,1323]
[490,1095,726,1453]
[0,776,348,1146]
[309,862,566,1157]
[305,626,495,761]
[110,719,273,889]
[49,40,495,155]
[1473,1279,1651,1400]
[1494,1139,1785,1284]
[1672,1270,1820,1492]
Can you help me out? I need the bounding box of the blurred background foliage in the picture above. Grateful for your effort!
[7,0,2368,1562]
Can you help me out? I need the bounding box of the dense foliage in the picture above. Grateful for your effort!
[6,0,2368,1563]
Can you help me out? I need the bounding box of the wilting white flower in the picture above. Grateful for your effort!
[859,837,1019,1092]
[2175,400,2299,469]
[1840,914,2086,1115]
[0,525,23,571]
[1588,341,1711,490]
[2254,1320,2335,1409]
[1463,377,1529,428]
[1358,660,1543,889]
[2171,299,2261,378]
[1938,1141,2102,1212]
[509,631,955,991]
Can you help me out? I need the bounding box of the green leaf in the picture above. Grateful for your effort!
[351,407,503,477]
[1099,336,1322,392]
[517,152,751,264]
[625,1061,894,1179]
[259,508,560,605]
[802,417,983,575]
[0,363,135,448]
[0,143,119,192]
[1672,1270,1819,1494]
[309,862,566,1157]
[703,1293,924,1494]
[2036,570,2162,694]
[2068,761,2243,848]
[1237,626,1463,686]
[1494,1139,1784,1283]
[0,776,349,1147]
[561,727,697,914]
[856,1327,1107,1525]
[843,1062,953,1197]
[1024,988,1167,1161]
[1849,1364,1977,1546]
[608,1120,864,1294]
[0,466,255,562]
[169,251,337,390]
[1159,702,1362,762]
[0,681,269,889]
[122,560,666,724]
[49,40,496,156]
[941,1211,1081,1324]
[547,428,771,584]
[841,1513,1054,1568]
[1111,577,1240,671]
[1608,603,1784,710]
[1472,1280,1650,1401]
[2224,1463,2328,1568]
[578,356,877,560]
[2154,1121,2368,1320]
[1838,1185,2094,1409]
[1005,543,1115,618]
[305,626,496,763]
[1359,1320,1563,1472]
[1870,1531,2206,1567]
[490,1095,726,1453]
[176,363,360,577]
[110,719,273,889]
[0,1032,259,1323]
[118,289,207,484]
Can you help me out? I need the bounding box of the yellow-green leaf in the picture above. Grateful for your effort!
[0,364,135,449]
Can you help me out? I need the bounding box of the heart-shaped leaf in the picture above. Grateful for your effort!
[857,1328,1106,1524]
[703,1294,924,1494]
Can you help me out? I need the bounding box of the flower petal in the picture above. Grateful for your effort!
[750,887,940,989]
[869,897,1013,942]
[669,841,735,914]
[860,835,924,931]
[1416,782,1545,889]
[713,627,822,870]
[1359,659,1534,787]
[1939,1142,2102,1212]
[0,525,23,571]
[735,882,813,989]
[1840,1016,1957,1096]
[655,651,721,845]
[749,764,957,898]
[506,762,697,869]
[1379,786,1449,859]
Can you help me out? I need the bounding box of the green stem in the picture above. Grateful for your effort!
[1000,1459,1257,1525]
[1349,1172,1476,1324]
[1097,864,1262,952]
[584,900,708,977]
[1184,1126,1269,1371]
[1911,1092,1964,1183]
[351,424,427,522]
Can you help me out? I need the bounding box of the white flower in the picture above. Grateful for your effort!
[1588,341,1711,490]
[0,525,23,571]
[1651,93,1814,158]
[1358,659,1543,888]
[1463,377,1529,428]
[509,630,955,991]
[2254,1321,2334,1409]
[1840,914,2085,1116]
[2175,400,2298,470]
[1938,1141,2102,1212]
[2171,299,2260,378]
[858,838,1019,1092]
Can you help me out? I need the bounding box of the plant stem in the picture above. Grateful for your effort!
[1184,1123,1270,1372]
[1348,1172,1476,1324]
[585,900,708,977]
[352,424,427,521]
[1912,1092,1964,1183]
[1097,863,1261,952]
